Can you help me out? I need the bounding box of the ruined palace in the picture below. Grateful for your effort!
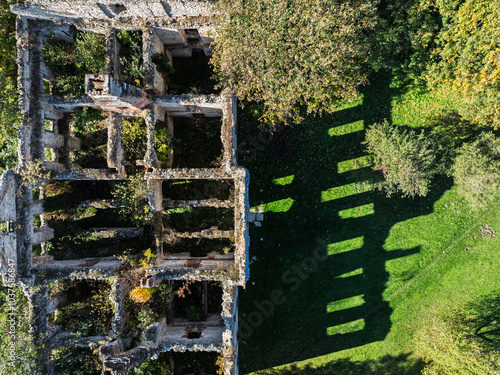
[0,1,249,374]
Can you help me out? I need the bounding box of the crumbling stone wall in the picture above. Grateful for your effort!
[0,171,17,277]
[1,1,249,374]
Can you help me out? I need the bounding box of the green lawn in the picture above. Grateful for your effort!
[236,72,500,374]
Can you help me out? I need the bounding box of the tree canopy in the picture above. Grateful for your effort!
[212,0,378,125]
[0,0,20,172]
[425,0,500,128]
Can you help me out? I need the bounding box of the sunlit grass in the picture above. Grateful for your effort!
[337,268,363,278]
[337,156,372,174]
[327,319,365,335]
[338,204,374,219]
[391,90,454,129]
[327,295,365,313]
[328,121,364,136]
[261,198,294,213]
[272,175,295,186]
[328,237,364,255]
[321,181,373,202]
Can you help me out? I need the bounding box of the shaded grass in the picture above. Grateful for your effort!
[237,72,500,374]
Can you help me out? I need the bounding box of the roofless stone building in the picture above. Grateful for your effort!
[0,1,249,373]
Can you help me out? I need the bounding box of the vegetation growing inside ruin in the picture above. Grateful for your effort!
[43,31,106,97]
[124,281,172,347]
[51,347,102,375]
[49,280,114,337]
[1,0,500,374]
[116,29,144,87]
[171,281,223,322]
[130,353,171,375]
[154,119,172,163]
[451,132,500,210]
[43,180,154,259]
[0,0,21,172]
[71,107,108,168]
[162,180,234,201]
[121,116,148,165]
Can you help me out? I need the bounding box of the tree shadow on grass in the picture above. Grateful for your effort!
[237,70,451,373]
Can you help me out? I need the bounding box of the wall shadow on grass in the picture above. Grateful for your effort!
[237,71,451,373]
[261,353,425,375]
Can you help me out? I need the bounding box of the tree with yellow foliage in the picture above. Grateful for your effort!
[129,287,156,304]
[427,0,500,128]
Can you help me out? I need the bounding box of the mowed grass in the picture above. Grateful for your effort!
[237,73,500,374]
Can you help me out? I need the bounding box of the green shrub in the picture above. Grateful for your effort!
[51,347,102,375]
[154,123,172,162]
[44,31,106,96]
[121,117,147,163]
[73,107,105,135]
[451,132,500,209]
[372,0,445,88]
[117,30,144,86]
[129,287,156,304]
[152,53,175,82]
[183,305,204,322]
[364,120,447,197]
[112,174,152,226]
[73,32,107,74]
[0,68,19,172]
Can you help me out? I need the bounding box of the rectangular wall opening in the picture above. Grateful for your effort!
[172,281,222,321]
[71,107,108,168]
[168,49,219,95]
[116,29,144,87]
[48,279,114,337]
[164,207,234,232]
[171,115,222,168]
[42,180,153,260]
[162,180,234,201]
[163,238,234,258]
[43,30,106,97]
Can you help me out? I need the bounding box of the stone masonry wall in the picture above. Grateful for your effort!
[2,1,249,374]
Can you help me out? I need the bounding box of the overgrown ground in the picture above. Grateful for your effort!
[237,72,500,374]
